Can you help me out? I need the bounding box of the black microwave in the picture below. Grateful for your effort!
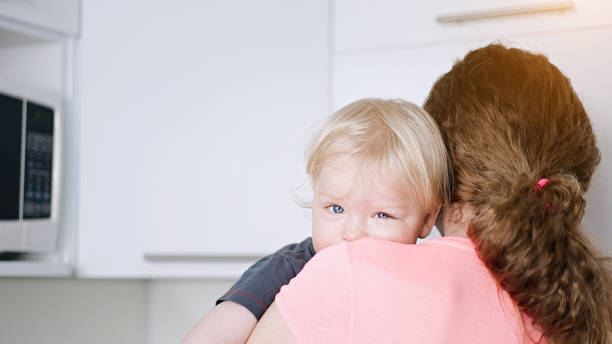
[0,85,60,253]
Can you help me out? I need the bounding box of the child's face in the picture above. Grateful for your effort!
[311,158,438,252]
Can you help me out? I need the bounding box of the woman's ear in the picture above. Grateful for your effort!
[436,202,473,238]
[418,207,441,239]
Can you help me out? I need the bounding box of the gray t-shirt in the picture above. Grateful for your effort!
[216,237,315,320]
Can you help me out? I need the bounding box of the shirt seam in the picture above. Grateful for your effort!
[222,289,266,310]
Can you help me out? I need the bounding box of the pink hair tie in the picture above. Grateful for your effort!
[534,178,552,209]
[535,178,550,192]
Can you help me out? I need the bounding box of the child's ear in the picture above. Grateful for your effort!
[418,207,441,239]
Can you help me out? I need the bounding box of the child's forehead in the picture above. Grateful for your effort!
[315,157,409,198]
[320,156,395,180]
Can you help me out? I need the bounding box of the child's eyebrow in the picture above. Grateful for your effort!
[377,204,412,209]
[315,191,347,200]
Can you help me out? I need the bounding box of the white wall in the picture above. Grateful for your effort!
[0,279,145,344]
[0,278,235,344]
[147,280,235,344]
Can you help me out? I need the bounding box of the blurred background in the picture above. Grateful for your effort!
[0,1,610,343]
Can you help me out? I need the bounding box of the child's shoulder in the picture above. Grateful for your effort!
[272,237,315,270]
[276,237,315,255]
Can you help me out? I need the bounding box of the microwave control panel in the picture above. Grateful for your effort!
[23,101,54,219]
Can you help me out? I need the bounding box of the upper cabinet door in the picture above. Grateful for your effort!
[0,0,80,36]
[334,0,612,52]
[77,0,329,277]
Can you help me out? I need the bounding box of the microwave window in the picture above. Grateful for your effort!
[23,101,54,219]
[0,94,23,220]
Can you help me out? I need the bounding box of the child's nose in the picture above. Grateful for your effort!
[341,222,366,241]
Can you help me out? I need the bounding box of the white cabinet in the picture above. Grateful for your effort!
[334,0,612,52]
[333,28,612,255]
[0,0,80,36]
[333,41,478,108]
[77,1,329,277]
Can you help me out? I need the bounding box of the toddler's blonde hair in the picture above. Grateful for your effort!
[306,98,450,210]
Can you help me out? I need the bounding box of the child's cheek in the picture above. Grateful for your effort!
[311,217,342,253]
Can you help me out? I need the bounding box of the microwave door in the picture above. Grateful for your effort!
[0,93,24,221]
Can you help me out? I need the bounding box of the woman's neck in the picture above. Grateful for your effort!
[438,203,473,239]
[443,223,469,238]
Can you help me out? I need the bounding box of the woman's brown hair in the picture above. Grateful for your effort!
[424,44,612,343]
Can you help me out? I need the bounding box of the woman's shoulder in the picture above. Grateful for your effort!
[342,236,478,263]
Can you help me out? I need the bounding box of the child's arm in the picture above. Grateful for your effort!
[246,302,295,344]
[182,237,315,343]
[181,301,256,344]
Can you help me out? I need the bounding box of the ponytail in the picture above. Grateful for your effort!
[469,173,612,343]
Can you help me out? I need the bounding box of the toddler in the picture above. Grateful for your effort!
[182,98,450,343]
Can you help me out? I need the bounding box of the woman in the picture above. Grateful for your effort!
[247,44,612,343]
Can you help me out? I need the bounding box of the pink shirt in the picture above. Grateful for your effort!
[275,237,544,344]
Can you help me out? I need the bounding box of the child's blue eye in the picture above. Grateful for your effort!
[328,205,344,214]
[375,212,390,219]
